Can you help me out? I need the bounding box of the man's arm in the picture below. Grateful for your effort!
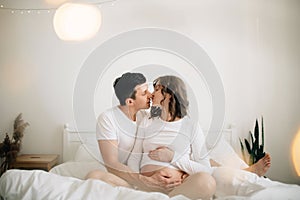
[127,131,143,173]
[99,140,179,192]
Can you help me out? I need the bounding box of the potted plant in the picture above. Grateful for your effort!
[239,117,266,165]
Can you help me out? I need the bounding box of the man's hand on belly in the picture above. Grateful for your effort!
[150,168,183,192]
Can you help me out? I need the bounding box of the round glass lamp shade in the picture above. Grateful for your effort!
[53,3,102,41]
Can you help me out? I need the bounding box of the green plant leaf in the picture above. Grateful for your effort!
[250,152,255,165]
[245,139,252,154]
[254,119,259,155]
[249,131,254,151]
[239,138,247,163]
[257,149,265,162]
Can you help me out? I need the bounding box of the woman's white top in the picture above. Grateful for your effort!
[128,116,212,174]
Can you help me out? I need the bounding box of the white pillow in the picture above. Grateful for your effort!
[74,143,103,162]
[73,134,105,163]
[51,142,107,180]
[209,136,248,169]
[50,161,107,180]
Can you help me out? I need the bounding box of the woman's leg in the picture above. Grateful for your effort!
[85,169,132,188]
[210,153,271,177]
[168,172,216,200]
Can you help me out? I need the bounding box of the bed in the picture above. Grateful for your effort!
[0,124,300,200]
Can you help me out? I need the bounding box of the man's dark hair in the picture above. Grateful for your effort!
[113,72,146,105]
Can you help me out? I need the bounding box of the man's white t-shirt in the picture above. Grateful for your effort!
[96,106,147,164]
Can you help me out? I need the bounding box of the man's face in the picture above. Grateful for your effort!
[131,83,152,110]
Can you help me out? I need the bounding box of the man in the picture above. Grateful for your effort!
[86,72,182,193]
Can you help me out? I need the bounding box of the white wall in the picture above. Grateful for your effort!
[0,0,299,184]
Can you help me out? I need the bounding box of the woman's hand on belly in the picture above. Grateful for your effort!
[148,146,174,162]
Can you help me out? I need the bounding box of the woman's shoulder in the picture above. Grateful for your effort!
[182,116,198,127]
[181,116,204,135]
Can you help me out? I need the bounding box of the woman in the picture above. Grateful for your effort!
[128,75,216,200]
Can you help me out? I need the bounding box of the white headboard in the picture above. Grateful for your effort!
[62,124,240,166]
[63,124,98,162]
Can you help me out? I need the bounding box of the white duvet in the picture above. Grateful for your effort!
[212,166,300,199]
[1,137,300,200]
[1,163,300,200]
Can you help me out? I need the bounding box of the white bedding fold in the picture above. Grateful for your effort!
[212,167,300,199]
[0,169,188,200]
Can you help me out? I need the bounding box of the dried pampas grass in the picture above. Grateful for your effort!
[0,113,29,176]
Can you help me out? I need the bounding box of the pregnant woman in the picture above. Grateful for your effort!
[128,75,216,200]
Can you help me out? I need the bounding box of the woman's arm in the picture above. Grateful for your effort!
[149,147,212,175]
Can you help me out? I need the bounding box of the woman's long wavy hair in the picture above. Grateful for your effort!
[153,75,189,121]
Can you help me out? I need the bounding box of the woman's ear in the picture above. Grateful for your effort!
[161,93,171,106]
[165,93,171,100]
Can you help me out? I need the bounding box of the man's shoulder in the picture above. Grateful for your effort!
[97,106,118,120]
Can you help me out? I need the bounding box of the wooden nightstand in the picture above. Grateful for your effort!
[11,154,59,171]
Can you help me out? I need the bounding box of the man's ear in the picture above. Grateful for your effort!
[125,98,134,105]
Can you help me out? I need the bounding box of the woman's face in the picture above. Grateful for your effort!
[152,83,169,106]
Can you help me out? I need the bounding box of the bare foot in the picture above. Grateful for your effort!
[245,153,271,176]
